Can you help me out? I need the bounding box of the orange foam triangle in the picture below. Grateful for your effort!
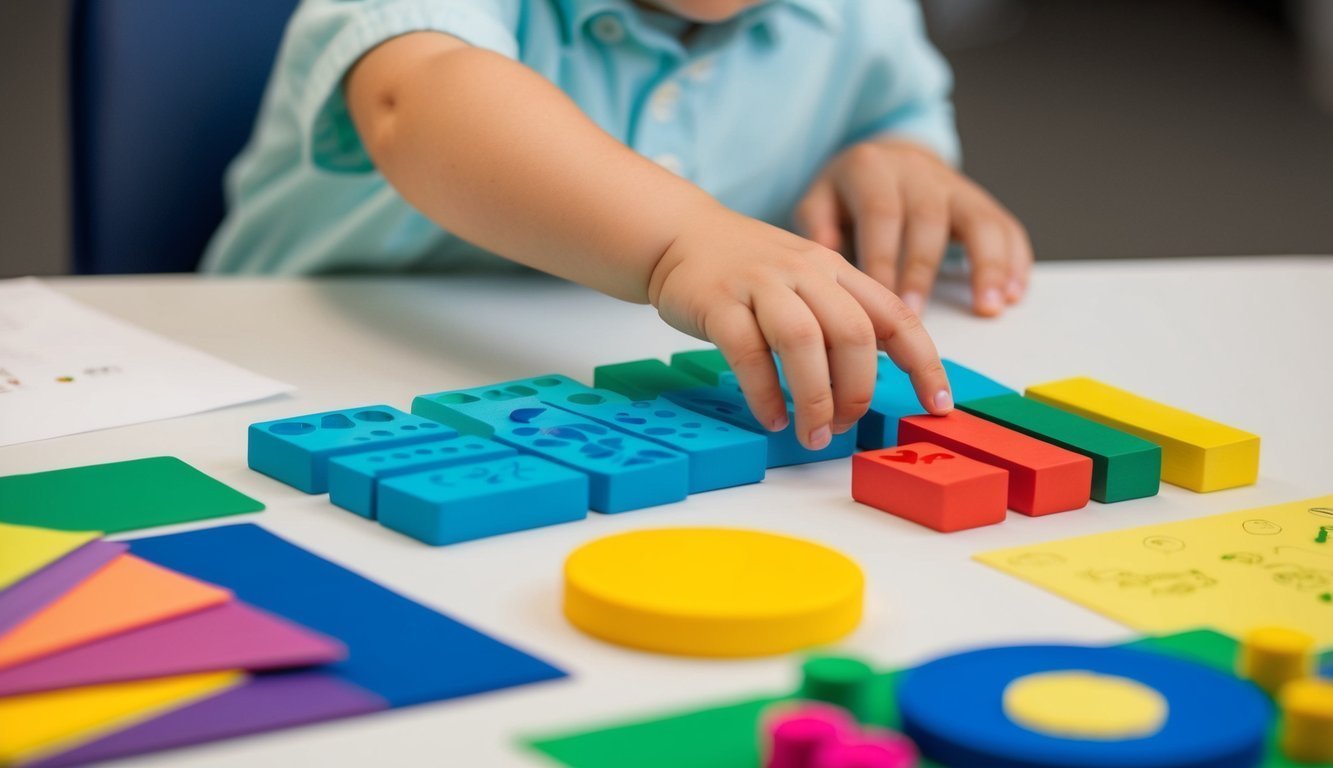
[0,554,231,670]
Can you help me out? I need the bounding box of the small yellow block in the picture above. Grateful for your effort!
[1238,626,1315,696]
[563,528,863,657]
[1026,377,1259,492]
[1003,670,1169,740]
[1280,677,1333,764]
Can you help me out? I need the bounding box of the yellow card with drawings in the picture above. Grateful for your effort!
[976,495,1333,648]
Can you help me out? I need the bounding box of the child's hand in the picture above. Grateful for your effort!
[647,206,953,451]
[794,140,1033,317]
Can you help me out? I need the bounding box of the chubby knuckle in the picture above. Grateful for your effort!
[845,142,885,167]
[730,344,775,374]
[887,300,924,334]
[830,314,876,348]
[777,318,825,350]
[802,388,836,417]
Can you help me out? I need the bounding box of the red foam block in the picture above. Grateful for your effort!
[852,442,1008,532]
[897,412,1092,516]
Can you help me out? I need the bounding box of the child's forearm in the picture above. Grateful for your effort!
[347,32,714,303]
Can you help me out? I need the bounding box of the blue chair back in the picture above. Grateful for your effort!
[69,0,300,273]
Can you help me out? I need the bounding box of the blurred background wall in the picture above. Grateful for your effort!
[1,0,1329,277]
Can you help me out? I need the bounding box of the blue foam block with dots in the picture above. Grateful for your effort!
[412,388,689,514]
[858,357,1017,450]
[127,524,565,708]
[248,405,452,493]
[477,374,766,493]
[896,643,1271,768]
[377,454,589,546]
[327,432,516,519]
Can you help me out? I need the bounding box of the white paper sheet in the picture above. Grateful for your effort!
[0,278,293,446]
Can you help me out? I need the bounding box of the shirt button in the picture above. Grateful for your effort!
[685,57,715,82]
[653,154,684,175]
[649,81,682,122]
[590,14,626,45]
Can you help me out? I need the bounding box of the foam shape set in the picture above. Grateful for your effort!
[246,350,1262,546]
[0,457,263,533]
[563,528,863,657]
[527,629,1316,768]
[22,524,565,767]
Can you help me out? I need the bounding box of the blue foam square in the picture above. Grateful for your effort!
[378,455,589,545]
[248,405,451,493]
[327,433,516,519]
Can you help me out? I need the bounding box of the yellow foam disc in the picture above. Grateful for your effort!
[562,528,863,657]
[1003,670,1169,740]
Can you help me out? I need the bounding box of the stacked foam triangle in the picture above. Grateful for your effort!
[0,522,344,766]
[0,522,564,767]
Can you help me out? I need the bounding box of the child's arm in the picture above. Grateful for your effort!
[347,32,952,449]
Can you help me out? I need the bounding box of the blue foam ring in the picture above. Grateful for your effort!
[896,643,1272,768]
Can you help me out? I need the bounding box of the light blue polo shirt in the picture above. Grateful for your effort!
[202,0,958,274]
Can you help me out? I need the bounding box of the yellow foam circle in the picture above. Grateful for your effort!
[1003,670,1169,740]
[563,528,863,657]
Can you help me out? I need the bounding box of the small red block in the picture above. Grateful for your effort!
[897,412,1093,516]
[852,442,1008,532]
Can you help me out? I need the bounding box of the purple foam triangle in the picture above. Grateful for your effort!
[0,540,128,637]
[0,600,346,696]
[30,672,388,767]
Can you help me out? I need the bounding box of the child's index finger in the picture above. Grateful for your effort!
[834,265,952,416]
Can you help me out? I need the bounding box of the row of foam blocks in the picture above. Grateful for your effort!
[247,349,1261,544]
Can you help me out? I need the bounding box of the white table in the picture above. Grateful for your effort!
[5,257,1332,767]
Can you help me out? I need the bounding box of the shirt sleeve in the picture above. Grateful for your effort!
[280,0,521,173]
[841,0,961,166]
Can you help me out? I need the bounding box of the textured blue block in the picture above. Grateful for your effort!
[377,455,588,546]
[424,374,766,493]
[413,391,689,513]
[858,357,1018,450]
[249,405,451,493]
[327,433,516,519]
[127,524,565,708]
[543,392,767,493]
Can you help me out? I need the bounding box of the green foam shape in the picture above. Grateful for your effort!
[958,393,1162,503]
[593,359,710,402]
[670,349,732,386]
[0,456,264,533]
[524,629,1328,768]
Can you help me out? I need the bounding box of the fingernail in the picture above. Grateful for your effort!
[1006,279,1024,301]
[809,425,832,450]
[934,389,953,412]
[902,292,924,314]
[980,288,1003,314]
[770,415,790,432]
[831,421,855,435]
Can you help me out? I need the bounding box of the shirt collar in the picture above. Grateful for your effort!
[554,0,840,44]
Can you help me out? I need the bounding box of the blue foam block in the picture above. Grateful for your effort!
[127,524,566,708]
[248,405,450,493]
[518,376,766,493]
[896,643,1270,768]
[413,391,689,514]
[327,433,516,519]
[378,455,589,546]
[858,357,1017,450]
[711,372,857,467]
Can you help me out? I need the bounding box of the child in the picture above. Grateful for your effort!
[204,0,1032,450]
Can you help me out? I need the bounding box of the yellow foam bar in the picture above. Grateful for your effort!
[1025,377,1258,492]
[0,670,242,766]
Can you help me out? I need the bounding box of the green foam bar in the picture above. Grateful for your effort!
[593,359,710,401]
[669,348,732,385]
[957,393,1162,503]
